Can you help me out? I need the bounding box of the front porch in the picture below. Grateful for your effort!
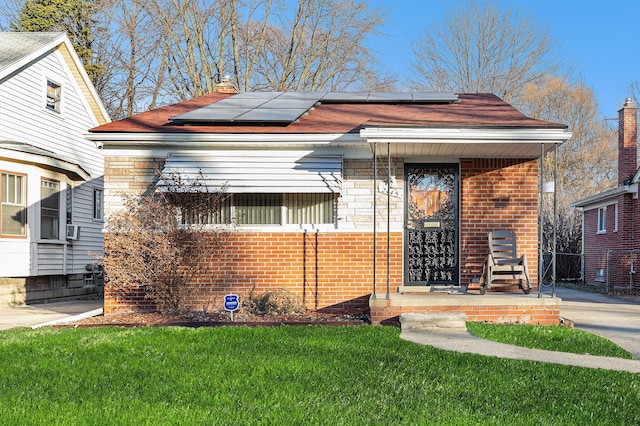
[369,287,561,326]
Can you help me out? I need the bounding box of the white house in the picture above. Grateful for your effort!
[0,32,110,305]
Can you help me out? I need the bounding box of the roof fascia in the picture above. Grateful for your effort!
[55,36,110,124]
[85,132,363,147]
[571,184,638,210]
[360,127,572,144]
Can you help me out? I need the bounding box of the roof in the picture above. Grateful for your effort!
[90,92,567,135]
[0,140,90,181]
[0,32,110,125]
[0,32,62,72]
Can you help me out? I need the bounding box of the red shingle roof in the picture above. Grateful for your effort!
[90,92,566,134]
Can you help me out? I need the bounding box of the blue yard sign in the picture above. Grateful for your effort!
[224,294,239,312]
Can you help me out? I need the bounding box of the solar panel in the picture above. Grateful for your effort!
[411,92,459,102]
[169,91,459,125]
[321,92,370,102]
[236,108,308,122]
[366,92,413,102]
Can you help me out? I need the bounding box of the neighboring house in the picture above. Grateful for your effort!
[573,99,639,290]
[0,33,110,305]
[88,87,570,320]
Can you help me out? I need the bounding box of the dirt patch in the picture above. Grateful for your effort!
[67,309,369,328]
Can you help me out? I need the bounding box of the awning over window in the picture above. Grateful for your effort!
[161,151,342,193]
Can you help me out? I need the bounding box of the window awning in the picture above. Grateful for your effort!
[161,151,342,193]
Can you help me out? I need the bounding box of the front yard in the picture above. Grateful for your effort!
[1,325,639,425]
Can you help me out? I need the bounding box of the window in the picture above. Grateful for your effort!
[182,193,335,226]
[41,179,60,239]
[46,79,61,112]
[93,188,103,220]
[1,172,26,237]
[614,204,619,232]
[597,207,606,233]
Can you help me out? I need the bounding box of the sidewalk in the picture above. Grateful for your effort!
[0,300,103,330]
[401,286,640,373]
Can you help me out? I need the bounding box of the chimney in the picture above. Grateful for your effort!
[618,97,638,185]
[215,75,238,94]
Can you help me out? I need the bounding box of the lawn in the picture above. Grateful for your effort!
[1,325,639,425]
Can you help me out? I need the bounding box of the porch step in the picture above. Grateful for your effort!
[399,313,468,331]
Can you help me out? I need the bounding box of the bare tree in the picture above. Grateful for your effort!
[251,0,385,91]
[519,75,617,254]
[410,0,561,104]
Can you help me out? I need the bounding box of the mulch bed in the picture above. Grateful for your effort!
[62,309,369,328]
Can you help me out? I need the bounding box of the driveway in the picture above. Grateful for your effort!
[553,286,640,359]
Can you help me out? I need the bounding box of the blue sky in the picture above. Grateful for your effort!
[368,0,640,117]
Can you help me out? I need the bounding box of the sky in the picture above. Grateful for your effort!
[367,0,640,117]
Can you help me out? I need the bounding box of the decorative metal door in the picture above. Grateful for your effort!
[405,164,459,286]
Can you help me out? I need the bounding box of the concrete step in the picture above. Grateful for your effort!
[399,313,468,331]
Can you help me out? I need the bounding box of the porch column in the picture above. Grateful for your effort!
[372,142,377,300]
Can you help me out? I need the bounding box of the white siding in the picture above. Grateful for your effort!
[0,47,104,277]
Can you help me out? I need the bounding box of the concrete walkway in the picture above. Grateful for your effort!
[401,286,640,373]
[0,299,103,330]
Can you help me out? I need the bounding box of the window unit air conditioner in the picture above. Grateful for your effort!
[66,224,79,240]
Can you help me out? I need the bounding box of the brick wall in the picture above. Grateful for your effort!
[370,301,560,326]
[105,231,403,314]
[459,158,540,287]
[582,196,640,288]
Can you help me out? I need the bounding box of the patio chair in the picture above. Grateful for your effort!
[480,230,531,295]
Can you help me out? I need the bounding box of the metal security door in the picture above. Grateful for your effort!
[405,164,459,286]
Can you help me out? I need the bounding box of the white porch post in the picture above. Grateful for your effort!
[372,142,377,300]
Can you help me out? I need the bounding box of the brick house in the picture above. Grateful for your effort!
[87,89,570,321]
[573,99,640,290]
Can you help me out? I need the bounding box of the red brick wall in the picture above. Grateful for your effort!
[105,231,403,314]
[582,195,640,288]
[459,158,539,287]
[370,303,559,326]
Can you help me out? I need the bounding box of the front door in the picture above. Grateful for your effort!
[404,164,459,286]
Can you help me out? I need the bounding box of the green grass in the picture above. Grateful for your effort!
[1,326,639,425]
[467,322,635,359]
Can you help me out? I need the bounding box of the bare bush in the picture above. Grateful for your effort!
[99,171,233,312]
[242,288,305,316]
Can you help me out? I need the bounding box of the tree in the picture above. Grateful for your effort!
[409,0,561,104]
[519,75,617,260]
[13,0,106,89]
[100,172,235,312]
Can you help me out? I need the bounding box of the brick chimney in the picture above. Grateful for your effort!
[618,97,638,185]
[215,75,238,94]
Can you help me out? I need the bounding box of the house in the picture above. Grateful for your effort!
[0,33,110,305]
[573,99,639,290]
[88,88,571,324]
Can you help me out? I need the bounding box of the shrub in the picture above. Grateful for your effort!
[242,289,305,316]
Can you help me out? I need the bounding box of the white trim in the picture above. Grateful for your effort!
[86,132,362,144]
[0,147,90,181]
[43,76,63,116]
[597,206,606,234]
[360,127,572,143]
